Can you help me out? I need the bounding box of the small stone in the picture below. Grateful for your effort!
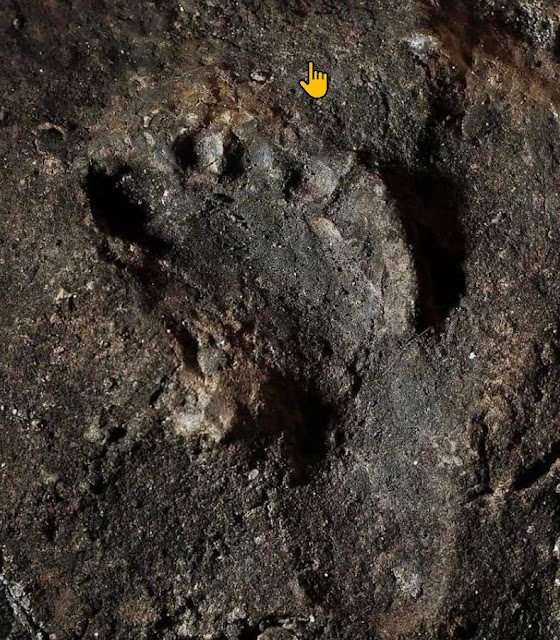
[250,70,268,83]
[197,345,227,376]
[195,132,224,174]
[55,288,71,303]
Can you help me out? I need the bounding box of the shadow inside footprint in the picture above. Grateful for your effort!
[85,164,169,254]
[380,166,466,332]
[229,373,334,486]
[172,132,197,172]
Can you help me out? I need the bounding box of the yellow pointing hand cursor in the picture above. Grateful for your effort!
[299,61,328,99]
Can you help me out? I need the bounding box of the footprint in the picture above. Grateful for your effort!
[83,93,420,482]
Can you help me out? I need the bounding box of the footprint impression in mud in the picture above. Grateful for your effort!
[79,69,476,631]
[83,71,464,486]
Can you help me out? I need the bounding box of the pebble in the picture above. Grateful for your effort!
[195,132,224,174]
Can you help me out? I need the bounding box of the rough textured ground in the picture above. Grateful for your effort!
[2,0,560,638]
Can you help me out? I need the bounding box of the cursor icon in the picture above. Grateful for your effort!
[299,61,328,99]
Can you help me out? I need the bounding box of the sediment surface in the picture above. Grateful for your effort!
[2,1,560,638]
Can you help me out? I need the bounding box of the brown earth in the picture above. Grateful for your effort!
[1,1,560,638]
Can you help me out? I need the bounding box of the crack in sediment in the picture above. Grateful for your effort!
[467,413,493,500]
